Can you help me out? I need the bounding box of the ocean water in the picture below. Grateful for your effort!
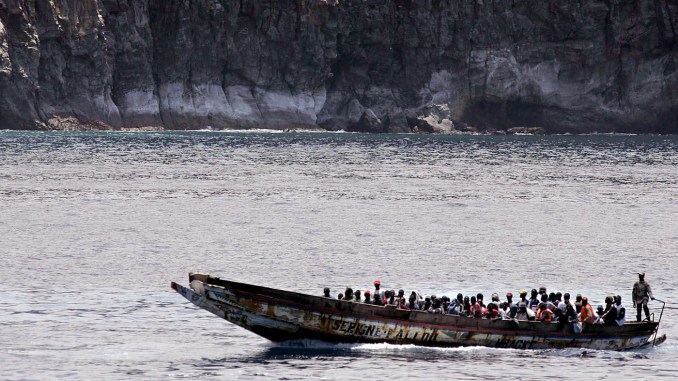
[1,130,677,380]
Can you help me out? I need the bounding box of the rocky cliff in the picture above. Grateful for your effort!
[1,0,677,133]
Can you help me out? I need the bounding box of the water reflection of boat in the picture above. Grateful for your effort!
[171,273,667,350]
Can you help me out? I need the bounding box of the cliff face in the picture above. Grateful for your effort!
[1,0,677,133]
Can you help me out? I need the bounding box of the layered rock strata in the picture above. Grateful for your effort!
[1,0,677,133]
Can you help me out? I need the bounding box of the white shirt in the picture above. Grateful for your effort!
[614,304,626,326]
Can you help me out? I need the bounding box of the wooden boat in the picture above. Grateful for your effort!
[171,273,667,350]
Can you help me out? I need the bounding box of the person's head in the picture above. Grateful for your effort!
[519,301,527,312]
[398,289,404,297]
[531,289,538,297]
[541,294,548,302]
[519,290,528,299]
[384,290,391,298]
[500,302,507,310]
[374,280,381,290]
[605,295,613,305]
[409,293,416,302]
[464,296,470,305]
[538,302,547,310]
[476,293,484,302]
[576,294,582,302]
[355,290,361,299]
[581,296,588,306]
[549,292,556,302]
[338,293,343,300]
[457,293,463,302]
[614,295,622,305]
[492,293,500,302]
[471,296,477,304]
[597,305,604,314]
[539,286,547,295]
[364,290,371,301]
[564,292,571,301]
[323,287,330,297]
[556,292,562,301]
[506,292,513,302]
[639,273,645,281]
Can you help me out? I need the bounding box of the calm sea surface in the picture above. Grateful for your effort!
[1,131,677,380]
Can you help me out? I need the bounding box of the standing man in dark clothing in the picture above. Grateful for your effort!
[632,273,654,322]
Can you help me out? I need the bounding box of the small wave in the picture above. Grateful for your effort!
[271,339,521,354]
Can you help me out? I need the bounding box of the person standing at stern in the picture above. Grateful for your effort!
[632,273,654,322]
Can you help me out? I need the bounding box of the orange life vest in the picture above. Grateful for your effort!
[538,308,554,322]
[579,304,596,323]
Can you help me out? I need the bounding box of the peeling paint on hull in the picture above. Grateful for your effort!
[171,274,664,351]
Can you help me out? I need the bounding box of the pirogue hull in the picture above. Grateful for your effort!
[172,273,666,350]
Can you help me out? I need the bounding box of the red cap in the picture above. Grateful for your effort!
[364,290,371,295]
[374,280,381,285]
[506,292,513,297]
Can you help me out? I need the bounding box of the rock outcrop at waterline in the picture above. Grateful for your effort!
[1,0,677,134]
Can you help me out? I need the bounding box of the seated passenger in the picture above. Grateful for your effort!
[575,294,583,307]
[565,302,578,323]
[364,290,372,304]
[408,291,419,310]
[505,292,514,308]
[422,295,432,312]
[528,289,540,311]
[343,288,354,301]
[463,296,471,316]
[441,296,451,313]
[579,296,596,324]
[383,290,391,304]
[595,304,605,324]
[514,302,536,321]
[498,302,509,319]
[486,301,500,319]
[323,287,331,298]
[541,293,557,311]
[470,296,486,318]
[486,293,500,318]
[613,295,626,326]
[476,293,486,308]
[431,296,443,314]
[398,297,410,310]
[407,291,419,310]
[601,297,618,326]
[518,290,529,306]
[388,290,398,306]
[338,293,343,300]
[354,290,362,302]
[537,302,554,322]
[448,293,464,315]
[558,292,574,313]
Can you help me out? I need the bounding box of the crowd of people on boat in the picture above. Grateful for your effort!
[323,273,656,326]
